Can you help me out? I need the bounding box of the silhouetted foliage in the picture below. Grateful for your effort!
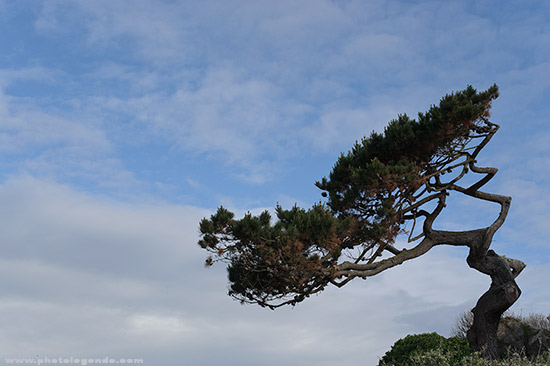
[198,85,525,359]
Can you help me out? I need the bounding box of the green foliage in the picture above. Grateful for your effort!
[198,85,501,308]
[379,333,470,366]
[381,328,550,366]
[199,204,354,307]
[316,84,499,248]
[409,349,550,366]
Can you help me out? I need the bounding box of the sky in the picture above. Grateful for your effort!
[1,0,549,365]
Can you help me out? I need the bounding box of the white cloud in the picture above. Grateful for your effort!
[88,67,313,183]
[1,175,545,365]
[24,0,550,187]
[0,176,207,275]
[0,70,119,180]
[496,178,550,256]
[2,1,549,364]
[128,313,192,337]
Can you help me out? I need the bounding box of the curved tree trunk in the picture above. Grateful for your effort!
[449,175,526,358]
[333,152,526,359]
[467,250,525,359]
[427,192,525,359]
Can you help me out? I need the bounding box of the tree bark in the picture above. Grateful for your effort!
[467,250,525,359]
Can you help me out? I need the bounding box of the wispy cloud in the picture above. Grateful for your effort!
[1,2,549,364]
[0,176,500,365]
[23,0,549,186]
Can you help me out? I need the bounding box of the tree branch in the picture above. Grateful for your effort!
[335,193,447,280]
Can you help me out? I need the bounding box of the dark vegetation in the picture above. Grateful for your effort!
[379,312,550,365]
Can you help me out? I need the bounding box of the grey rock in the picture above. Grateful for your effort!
[497,317,549,359]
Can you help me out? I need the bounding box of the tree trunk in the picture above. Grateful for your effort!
[467,250,525,359]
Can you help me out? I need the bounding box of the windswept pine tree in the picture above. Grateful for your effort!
[198,85,524,360]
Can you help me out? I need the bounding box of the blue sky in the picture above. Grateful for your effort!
[1,0,549,365]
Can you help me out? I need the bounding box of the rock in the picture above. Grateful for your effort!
[526,329,549,358]
[497,317,549,359]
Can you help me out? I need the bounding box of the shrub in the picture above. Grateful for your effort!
[451,309,550,359]
[522,313,550,337]
[379,333,470,366]
[450,309,474,340]
[410,349,550,366]
[451,310,550,340]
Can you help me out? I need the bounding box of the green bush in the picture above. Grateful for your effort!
[379,333,470,366]
[410,349,550,366]
[380,332,550,366]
